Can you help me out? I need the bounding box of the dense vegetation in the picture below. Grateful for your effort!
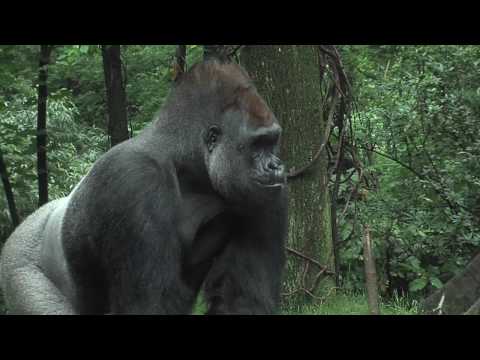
[338,45,480,299]
[1,45,479,314]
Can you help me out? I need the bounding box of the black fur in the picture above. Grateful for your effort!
[0,60,288,314]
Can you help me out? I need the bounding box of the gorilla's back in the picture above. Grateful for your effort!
[0,198,75,314]
[1,200,62,271]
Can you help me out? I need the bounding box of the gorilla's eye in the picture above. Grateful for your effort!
[207,126,221,152]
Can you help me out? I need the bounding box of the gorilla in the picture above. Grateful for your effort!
[0,59,288,315]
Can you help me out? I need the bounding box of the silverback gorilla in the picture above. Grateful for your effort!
[0,60,288,314]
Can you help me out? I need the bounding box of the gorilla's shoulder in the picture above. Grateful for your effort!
[77,140,177,202]
[98,140,170,175]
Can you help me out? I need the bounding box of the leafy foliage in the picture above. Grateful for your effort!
[0,79,106,240]
[50,45,204,133]
[338,45,480,298]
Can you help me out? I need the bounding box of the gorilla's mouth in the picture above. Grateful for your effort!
[252,154,286,188]
[255,180,285,188]
[253,172,286,188]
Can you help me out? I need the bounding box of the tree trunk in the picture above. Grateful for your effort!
[176,45,187,73]
[102,45,129,148]
[464,298,480,315]
[203,46,242,62]
[420,252,480,315]
[363,225,380,315]
[330,142,345,287]
[241,45,335,304]
[0,148,20,228]
[203,45,224,60]
[37,45,52,207]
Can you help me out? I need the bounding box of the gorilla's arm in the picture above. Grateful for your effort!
[106,216,193,314]
[64,151,199,314]
[203,192,288,315]
[99,168,197,314]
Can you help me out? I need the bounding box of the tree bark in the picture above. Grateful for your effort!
[203,45,243,62]
[37,45,52,207]
[0,148,20,228]
[363,225,380,315]
[102,45,129,148]
[203,45,224,61]
[241,45,335,303]
[464,297,480,315]
[176,45,187,73]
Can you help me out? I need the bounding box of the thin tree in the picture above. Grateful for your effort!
[0,148,20,228]
[203,46,241,62]
[363,225,380,315]
[175,45,187,74]
[102,45,129,148]
[203,45,223,60]
[37,45,52,207]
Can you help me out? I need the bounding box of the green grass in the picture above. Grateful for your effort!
[193,291,418,315]
[282,291,418,315]
[193,296,208,315]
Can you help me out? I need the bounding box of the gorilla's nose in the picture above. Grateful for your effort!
[265,158,284,174]
[266,161,285,184]
[267,161,280,171]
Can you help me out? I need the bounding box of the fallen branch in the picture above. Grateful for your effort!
[464,297,480,315]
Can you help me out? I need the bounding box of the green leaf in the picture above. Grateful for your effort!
[409,278,428,292]
[406,256,421,271]
[79,45,89,54]
[430,277,443,289]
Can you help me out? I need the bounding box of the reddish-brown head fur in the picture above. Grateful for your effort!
[234,86,274,128]
[183,60,275,128]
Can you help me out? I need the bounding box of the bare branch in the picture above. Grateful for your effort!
[288,91,340,179]
[286,246,335,276]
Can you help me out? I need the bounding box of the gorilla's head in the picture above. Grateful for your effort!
[194,61,287,208]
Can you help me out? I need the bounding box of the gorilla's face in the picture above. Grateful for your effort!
[205,87,286,208]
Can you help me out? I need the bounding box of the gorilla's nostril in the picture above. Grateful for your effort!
[267,162,278,171]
